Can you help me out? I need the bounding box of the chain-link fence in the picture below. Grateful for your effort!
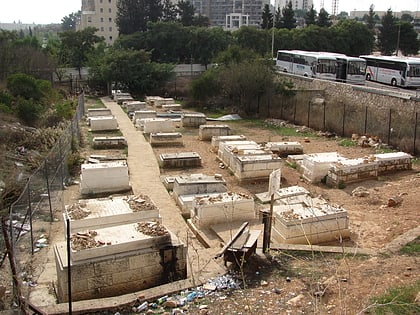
[0,93,84,304]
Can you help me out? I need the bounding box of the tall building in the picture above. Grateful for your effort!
[274,0,313,11]
[78,0,118,45]
[192,0,270,30]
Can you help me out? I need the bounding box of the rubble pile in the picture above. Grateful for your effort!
[136,221,168,236]
[70,231,104,251]
[66,201,91,220]
[125,193,158,212]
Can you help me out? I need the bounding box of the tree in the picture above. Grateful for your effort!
[400,13,413,22]
[218,60,276,115]
[90,48,174,95]
[378,9,398,55]
[331,20,375,56]
[61,11,81,31]
[177,0,195,26]
[274,7,282,28]
[305,5,317,26]
[162,0,178,22]
[58,27,103,77]
[317,8,332,27]
[261,4,273,30]
[398,21,420,56]
[281,1,297,30]
[116,0,163,34]
[366,4,376,30]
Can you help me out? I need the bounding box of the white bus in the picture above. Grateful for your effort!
[360,55,420,88]
[276,50,337,81]
[322,53,366,85]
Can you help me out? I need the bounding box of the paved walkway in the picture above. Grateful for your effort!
[29,97,225,314]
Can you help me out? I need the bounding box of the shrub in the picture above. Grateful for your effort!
[7,73,42,101]
[16,97,42,126]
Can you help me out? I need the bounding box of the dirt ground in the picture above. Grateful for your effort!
[1,100,419,314]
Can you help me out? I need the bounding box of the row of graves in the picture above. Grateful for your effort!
[52,94,187,303]
[286,151,413,187]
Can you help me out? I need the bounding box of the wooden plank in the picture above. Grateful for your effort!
[230,232,249,250]
[214,222,249,258]
[270,243,376,255]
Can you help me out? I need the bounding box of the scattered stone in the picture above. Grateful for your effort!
[351,186,370,197]
[260,280,268,286]
[387,196,403,207]
[287,293,305,306]
[163,299,177,308]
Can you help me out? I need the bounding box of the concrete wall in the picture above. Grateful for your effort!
[55,242,187,302]
[271,73,420,155]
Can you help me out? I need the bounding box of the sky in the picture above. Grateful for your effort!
[0,0,419,25]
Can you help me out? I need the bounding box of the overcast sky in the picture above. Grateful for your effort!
[0,0,419,25]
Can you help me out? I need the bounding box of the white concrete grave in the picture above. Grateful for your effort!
[162,103,182,111]
[87,108,112,117]
[191,192,255,228]
[211,135,247,151]
[264,141,304,156]
[89,116,119,131]
[199,124,231,140]
[301,152,347,183]
[142,118,176,134]
[80,161,130,196]
[181,113,207,128]
[270,186,350,245]
[149,132,183,146]
[92,136,127,149]
[123,101,146,113]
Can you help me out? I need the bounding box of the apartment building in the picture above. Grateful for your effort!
[78,0,118,45]
[192,0,270,29]
[274,0,313,11]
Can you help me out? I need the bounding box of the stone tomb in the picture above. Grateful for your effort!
[264,141,304,156]
[92,136,127,149]
[149,132,183,146]
[181,113,207,128]
[80,161,131,196]
[123,101,146,113]
[270,186,350,245]
[190,192,255,228]
[374,152,412,173]
[54,223,186,302]
[162,103,182,111]
[142,118,176,134]
[87,108,112,117]
[159,152,202,168]
[217,140,261,166]
[146,96,175,108]
[230,154,282,182]
[326,157,379,188]
[300,152,347,183]
[64,195,160,233]
[89,116,119,131]
[211,135,247,152]
[172,173,227,216]
[198,124,231,141]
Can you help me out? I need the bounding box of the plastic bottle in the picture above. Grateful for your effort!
[186,291,197,302]
[137,301,148,312]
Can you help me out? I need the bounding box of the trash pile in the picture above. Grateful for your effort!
[120,273,242,314]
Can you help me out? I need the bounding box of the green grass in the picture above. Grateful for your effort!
[338,138,357,147]
[369,281,420,315]
[399,236,420,256]
[86,98,105,109]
